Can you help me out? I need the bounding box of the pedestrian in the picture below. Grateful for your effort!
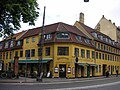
[106,71,109,78]
[116,70,118,77]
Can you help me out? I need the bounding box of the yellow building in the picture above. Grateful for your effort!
[0,14,120,78]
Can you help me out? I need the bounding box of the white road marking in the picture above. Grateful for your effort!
[48,81,120,90]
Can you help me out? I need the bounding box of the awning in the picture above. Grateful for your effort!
[89,64,97,66]
[77,63,86,66]
[10,58,53,64]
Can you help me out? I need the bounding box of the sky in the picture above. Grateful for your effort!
[1,0,120,40]
[20,0,120,31]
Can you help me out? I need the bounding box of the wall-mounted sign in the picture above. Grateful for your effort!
[54,67,58,73]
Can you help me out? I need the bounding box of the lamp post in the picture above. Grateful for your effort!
[36,6,46,82]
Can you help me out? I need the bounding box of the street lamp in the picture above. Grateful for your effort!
[36,6,46,82]
[84,0,89,2]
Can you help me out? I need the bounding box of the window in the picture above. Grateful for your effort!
[85,39,90,44]
[45,34,52,40]
[46,47,50,56]
[32,37,35,42]
[92,32,97,38]
[31,49,35,57]
[17,41,21,46]
[0,53,2,60]
[81,49,85,58]
[10,41,13,47]
[86,50,90,58]
[20,51,23,57]
[99,65,101,72]
[98,43,100,49]
[38,48,42,56]
[25,50,30,58]
[96,52,98,59]
[105,54,107,60]
[74,48,79,57]
[92,51,95,59]
[102,54,104,60]
[76,36,82,42]
[99,53,101,59]
[6,52,8,59]
[58,47,69,55]
[9,52,12,59]
[101,44,103,50]
[5,42,9,48]
[26,38,29,43]
[15,51,18,57]
[57,32,69,39]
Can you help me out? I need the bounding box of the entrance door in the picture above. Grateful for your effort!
[87,65,90,77]
[81,66,84,77]
[59,64,66,78]
[103,64,107,76]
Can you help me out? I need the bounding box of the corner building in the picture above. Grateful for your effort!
[0,18,120,78]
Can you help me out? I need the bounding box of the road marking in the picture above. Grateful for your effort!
[48,81,120,90]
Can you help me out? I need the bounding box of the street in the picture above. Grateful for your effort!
[0,77,120,90]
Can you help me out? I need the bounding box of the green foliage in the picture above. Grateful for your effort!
[0,0,39,38]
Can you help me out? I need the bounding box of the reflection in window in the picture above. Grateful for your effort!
[58,47,69,55]
[57,32,69,39]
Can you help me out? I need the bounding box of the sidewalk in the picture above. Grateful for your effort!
[0,75,118,84]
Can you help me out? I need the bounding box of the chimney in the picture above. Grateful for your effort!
[79,12,84,23]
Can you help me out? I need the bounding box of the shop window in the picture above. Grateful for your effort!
[99,65,101,72]
[46,47,50,56]
[57,47,69,56]
[81,49,85,58]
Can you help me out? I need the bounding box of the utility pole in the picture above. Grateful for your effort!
[37,6,46,82]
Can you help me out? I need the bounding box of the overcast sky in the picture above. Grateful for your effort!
[12,0,120,31]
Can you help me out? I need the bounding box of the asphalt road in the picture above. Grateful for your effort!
[0,77,120,90]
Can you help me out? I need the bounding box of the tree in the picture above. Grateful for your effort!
[0,0,39,38]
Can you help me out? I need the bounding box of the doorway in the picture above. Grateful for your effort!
[59,64,66,78]
[103,64,107,76]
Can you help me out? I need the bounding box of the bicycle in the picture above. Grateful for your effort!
[0,70,16,79]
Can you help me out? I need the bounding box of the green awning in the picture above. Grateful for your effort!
[89,64,97,66]
[77,63,86,66]
[10,58,52,64]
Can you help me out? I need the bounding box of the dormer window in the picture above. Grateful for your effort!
[100,35,103,40]
[108,39,112,44]
[76,35,82,42]
[105,38,108,42]
[85,39,90,44]
[17,41,21,46]
[5,42,9,48]
[45,34,52,40]
[92,32,97,38]
[57,32,69,39]
[10,41,13,47]
[112,41,115,45]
